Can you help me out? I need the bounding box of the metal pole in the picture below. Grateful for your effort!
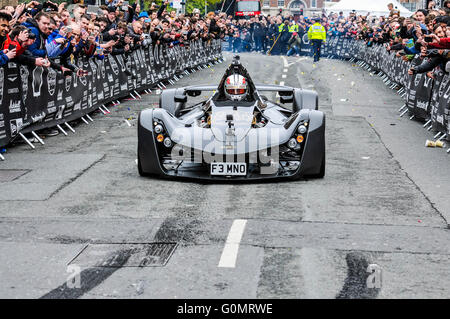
[19,133,36,149]
[56,124,68,136]
[81,116,90,124]
[31,131,45,145]
[223,0,235,14]
[267,33,282,55]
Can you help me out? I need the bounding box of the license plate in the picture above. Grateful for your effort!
[210,163,247,176]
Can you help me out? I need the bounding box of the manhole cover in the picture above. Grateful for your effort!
[68,243,178,268]
[0,169,29,182]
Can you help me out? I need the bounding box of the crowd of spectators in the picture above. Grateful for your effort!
[221,1,450,76]
[0,1,227,76]
[1,1,449,78]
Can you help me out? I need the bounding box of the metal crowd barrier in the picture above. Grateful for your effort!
[0,39,224,157]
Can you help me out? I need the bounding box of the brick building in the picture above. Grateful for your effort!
[0,0,18,8]
[399,0,421,11]
[261,0,340,17]
[260,0,428,17]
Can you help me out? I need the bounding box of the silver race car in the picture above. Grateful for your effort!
[138,56,325,180]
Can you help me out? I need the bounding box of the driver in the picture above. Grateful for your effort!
[224,73,248,101]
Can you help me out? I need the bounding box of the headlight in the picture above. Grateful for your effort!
[297,125,307,134]
[288,138,297,149]
[163,137,172,148]
[154,124,163,134]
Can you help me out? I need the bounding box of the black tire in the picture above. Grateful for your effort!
[305,153,325,179]
[315,155,325,178]
[137,152,146,177]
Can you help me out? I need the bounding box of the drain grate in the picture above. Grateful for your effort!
[68,243,178,268]
[0,169,29,182]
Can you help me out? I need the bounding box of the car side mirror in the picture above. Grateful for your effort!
[174,95,187,103]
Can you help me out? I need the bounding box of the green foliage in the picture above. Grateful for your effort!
[185,0,222,15]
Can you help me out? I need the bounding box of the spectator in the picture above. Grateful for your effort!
[3,25,29,58]
[60,9,71,26]
[287,32,301,56]
[0,12,16,66]
[252,17,264,52]
[0,12,11,48]
[73,4,86,22]
[23,11,51,57]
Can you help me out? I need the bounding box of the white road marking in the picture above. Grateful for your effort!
[283,68,288,73]
[218,219,247,268]
[280,81,285,86]
[282,74,287,79]
[282,56,288,68]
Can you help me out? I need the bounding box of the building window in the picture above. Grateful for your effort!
[263,0,270,7]
[311,0,317,8]
[278,0,284,8]
[402,3,417,12]
[290,0,304,9]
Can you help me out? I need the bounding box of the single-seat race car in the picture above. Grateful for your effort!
[137,56,325,180]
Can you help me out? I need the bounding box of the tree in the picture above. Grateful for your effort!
[185,0,222,15]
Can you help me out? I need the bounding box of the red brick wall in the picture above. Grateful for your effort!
[0,0,18,7]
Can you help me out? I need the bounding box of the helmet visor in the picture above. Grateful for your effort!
[226,88,246,95]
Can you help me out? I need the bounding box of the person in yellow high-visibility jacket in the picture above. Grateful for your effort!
[307,17,326,62]
[289,23,299,34]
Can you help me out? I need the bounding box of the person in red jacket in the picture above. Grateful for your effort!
[427,36,450,49]
[3,25,30,57]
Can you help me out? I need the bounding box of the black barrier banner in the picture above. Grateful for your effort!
[405,57,434,120]
[296,37,449,134]
[431,71,450,135]
[0,40,223,147]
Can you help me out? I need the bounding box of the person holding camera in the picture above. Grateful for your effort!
[0,18,24,66]
[409,23,449,77]
[128,20,145,46]
[108,21,128,55]
[22,11,52,57]
[45,23,72,57]
[287,31,301,57]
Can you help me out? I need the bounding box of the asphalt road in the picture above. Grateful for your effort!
[1,52,450,299]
